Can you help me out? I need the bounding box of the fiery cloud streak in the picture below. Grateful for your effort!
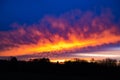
[0,10,120,56]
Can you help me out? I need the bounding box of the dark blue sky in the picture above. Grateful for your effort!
[0,0,120,30]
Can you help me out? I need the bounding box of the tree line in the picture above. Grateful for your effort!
[0,57,120,76]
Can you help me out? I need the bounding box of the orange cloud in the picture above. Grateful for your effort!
[0,9,120,56]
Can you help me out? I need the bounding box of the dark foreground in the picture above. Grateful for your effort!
[0,58,120,80]
[0,72,119,80]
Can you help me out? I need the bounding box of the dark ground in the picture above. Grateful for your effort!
[0,58,120,80]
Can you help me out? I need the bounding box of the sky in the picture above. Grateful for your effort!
[0,0,120,61]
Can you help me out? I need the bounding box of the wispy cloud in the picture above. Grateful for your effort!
[0,9,120,56]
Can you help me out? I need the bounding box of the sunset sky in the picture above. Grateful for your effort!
[0,0,120,61]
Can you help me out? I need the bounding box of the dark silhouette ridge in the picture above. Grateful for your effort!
[0,57,120,80]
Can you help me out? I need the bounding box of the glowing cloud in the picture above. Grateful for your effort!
[0,9,120,56]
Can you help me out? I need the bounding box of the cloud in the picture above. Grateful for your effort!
[0,9,120,56]
[73,47,120,60]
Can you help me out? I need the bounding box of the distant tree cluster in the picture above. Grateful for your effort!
[0,57,120,76]
[2,57,120,66]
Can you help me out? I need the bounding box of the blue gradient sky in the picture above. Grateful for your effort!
[0,0,120,30]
